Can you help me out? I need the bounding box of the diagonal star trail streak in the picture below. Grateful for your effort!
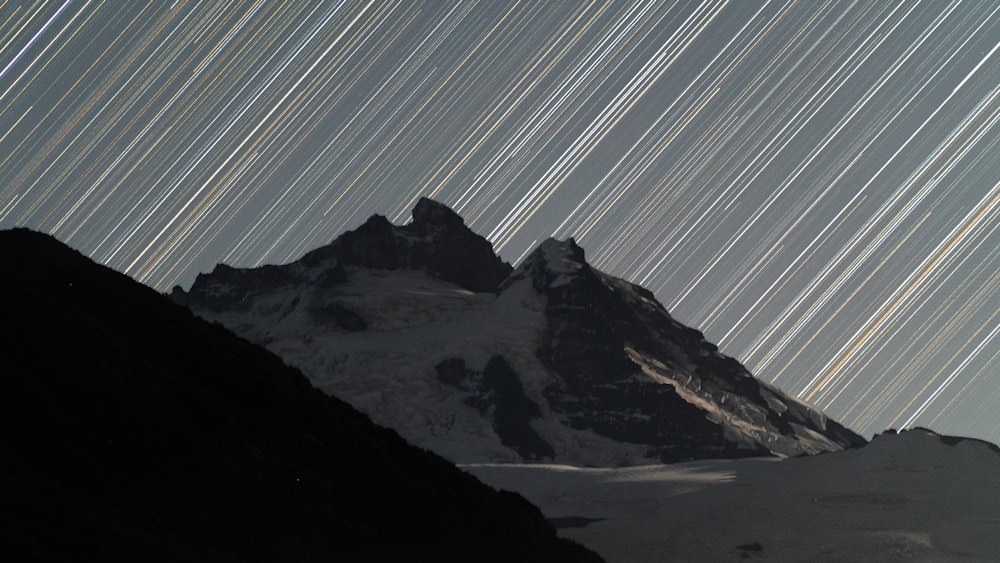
[0,1,997,443]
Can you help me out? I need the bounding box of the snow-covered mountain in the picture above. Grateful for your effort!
[465,428,1000,562]
[172,198,865,465]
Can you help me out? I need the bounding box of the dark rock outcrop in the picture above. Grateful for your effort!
[436,356,554,461]
[300,197,511,293]
[173,197,512,310]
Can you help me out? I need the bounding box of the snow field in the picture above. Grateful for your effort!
[465,429,1000,562]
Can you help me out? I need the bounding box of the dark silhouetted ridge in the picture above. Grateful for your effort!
[0,227,602,563]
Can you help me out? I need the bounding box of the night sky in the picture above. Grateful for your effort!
[1,1,997,444]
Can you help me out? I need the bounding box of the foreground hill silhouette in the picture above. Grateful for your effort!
[0,228,601,563]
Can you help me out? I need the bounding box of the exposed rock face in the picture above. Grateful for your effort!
[172,199,866,466]
[436,356,554,461]
[513,238,864,462]
[173,198,511,310]
[312,197,511,292]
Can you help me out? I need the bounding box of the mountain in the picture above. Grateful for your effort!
[173,198,865,466]
[0,228,602,563]
[466,428,1000,562]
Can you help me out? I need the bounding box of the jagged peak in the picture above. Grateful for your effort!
[502,237,589,292]
[411,197,464,228]
[535,237,588,289]
[538,237,586,271]
[186,197,510,294]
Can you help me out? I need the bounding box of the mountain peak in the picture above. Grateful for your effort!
[411,196,465,228]
[177,198,512,297]
[503,237,589,293]
[323,197,511,292]
[538,237,585,270]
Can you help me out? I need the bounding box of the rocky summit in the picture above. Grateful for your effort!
[173,198,866,466]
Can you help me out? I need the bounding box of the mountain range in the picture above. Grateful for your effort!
[5,198,998,562]
[172,198,865,466]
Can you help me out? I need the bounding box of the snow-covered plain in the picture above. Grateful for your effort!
[464,428,1000,562]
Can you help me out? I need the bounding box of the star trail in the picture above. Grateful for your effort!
[1,1,997,444]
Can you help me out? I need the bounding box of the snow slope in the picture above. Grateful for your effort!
[181,264,650,465]
[464,428,1000,562]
